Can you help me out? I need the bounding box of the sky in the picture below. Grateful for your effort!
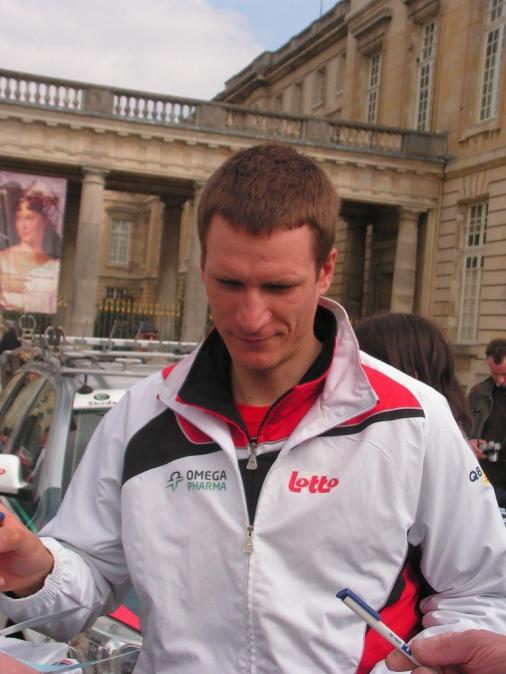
[0,0,337,100]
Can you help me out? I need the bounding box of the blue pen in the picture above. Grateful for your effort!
[336,588,421,667]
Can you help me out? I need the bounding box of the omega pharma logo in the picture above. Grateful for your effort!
[166,469,227,492]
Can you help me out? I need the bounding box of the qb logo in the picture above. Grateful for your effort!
[469,465,484,482]
[288,470,339,493]
[469,465,489,485]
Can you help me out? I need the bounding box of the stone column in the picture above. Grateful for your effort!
[158,199,183,340]
[67,167,108,336]
[180,183,208,342]
[342,222,366,323]
[390,208,422,313]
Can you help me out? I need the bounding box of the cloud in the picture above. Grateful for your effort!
[0,0,263,99]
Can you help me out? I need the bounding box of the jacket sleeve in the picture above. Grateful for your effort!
[370,389,506,674]
[0,370,166,639]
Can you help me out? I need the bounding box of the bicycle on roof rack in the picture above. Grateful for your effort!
[4,314,197,380]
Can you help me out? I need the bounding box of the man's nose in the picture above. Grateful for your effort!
[236,291,271,332]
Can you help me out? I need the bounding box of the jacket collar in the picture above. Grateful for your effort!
[157,298,378,441]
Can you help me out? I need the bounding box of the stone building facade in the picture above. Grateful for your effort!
[0,64,445,345]
[0,0,503,387]
[217,0,506,388]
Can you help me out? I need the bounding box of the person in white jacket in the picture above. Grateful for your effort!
[0,143,504,674]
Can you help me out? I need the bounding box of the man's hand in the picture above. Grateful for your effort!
[386,629,506,674]
[0,510,53,596]
[469,439,487,460]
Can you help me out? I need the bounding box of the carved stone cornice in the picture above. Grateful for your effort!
[402,0,441,25]
[398,206,425,221]
[82,166,109,179]
[347,0,392,56]
[192,180,205,202]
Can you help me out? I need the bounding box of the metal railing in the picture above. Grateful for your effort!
[8,298,183,342]
[93,297,181,340]
[0,68,448,160]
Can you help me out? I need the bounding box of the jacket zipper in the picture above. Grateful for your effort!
[244,524,254,553]
[246,439,258,470]
[245,387,294,472]
[244,522,255,669]
[244,390,299,556]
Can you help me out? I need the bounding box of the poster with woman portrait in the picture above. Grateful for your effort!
[0,171,66,315]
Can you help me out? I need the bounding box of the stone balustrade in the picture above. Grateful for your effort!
[113,93,196,125]
[0,71,83,110]
[0,68,447,160]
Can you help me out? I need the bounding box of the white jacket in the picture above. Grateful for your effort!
[1,299,506,674]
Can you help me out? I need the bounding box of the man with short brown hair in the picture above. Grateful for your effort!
[0,144,504,674]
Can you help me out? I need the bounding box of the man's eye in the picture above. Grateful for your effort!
[265,284,292,292]
[218,279,241,288]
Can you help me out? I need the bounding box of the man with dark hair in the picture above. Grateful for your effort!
[135,320,158,341]
[0,144,504,673]
[469,338,506,506]
[486,338,506,364]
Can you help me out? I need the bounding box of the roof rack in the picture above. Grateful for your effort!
[63,336,197,353]
[60,337,197,366]
[62,349,187,361]
[60,365,162,377]
[11,316,198,368]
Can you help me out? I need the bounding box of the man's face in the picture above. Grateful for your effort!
[201,215,335,377]
[487,356,506,387]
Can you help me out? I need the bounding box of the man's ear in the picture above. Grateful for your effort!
[318,248,337,295]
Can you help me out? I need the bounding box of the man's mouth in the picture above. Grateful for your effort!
[239,337,269,343]
[234,334,273,345]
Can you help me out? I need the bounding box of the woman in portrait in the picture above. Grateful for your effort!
[0,184,62,314]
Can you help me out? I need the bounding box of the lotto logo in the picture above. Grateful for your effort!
[288,470,339,493]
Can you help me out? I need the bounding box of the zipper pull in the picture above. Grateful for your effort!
[247,440,258,470]
[244,525,254,553]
